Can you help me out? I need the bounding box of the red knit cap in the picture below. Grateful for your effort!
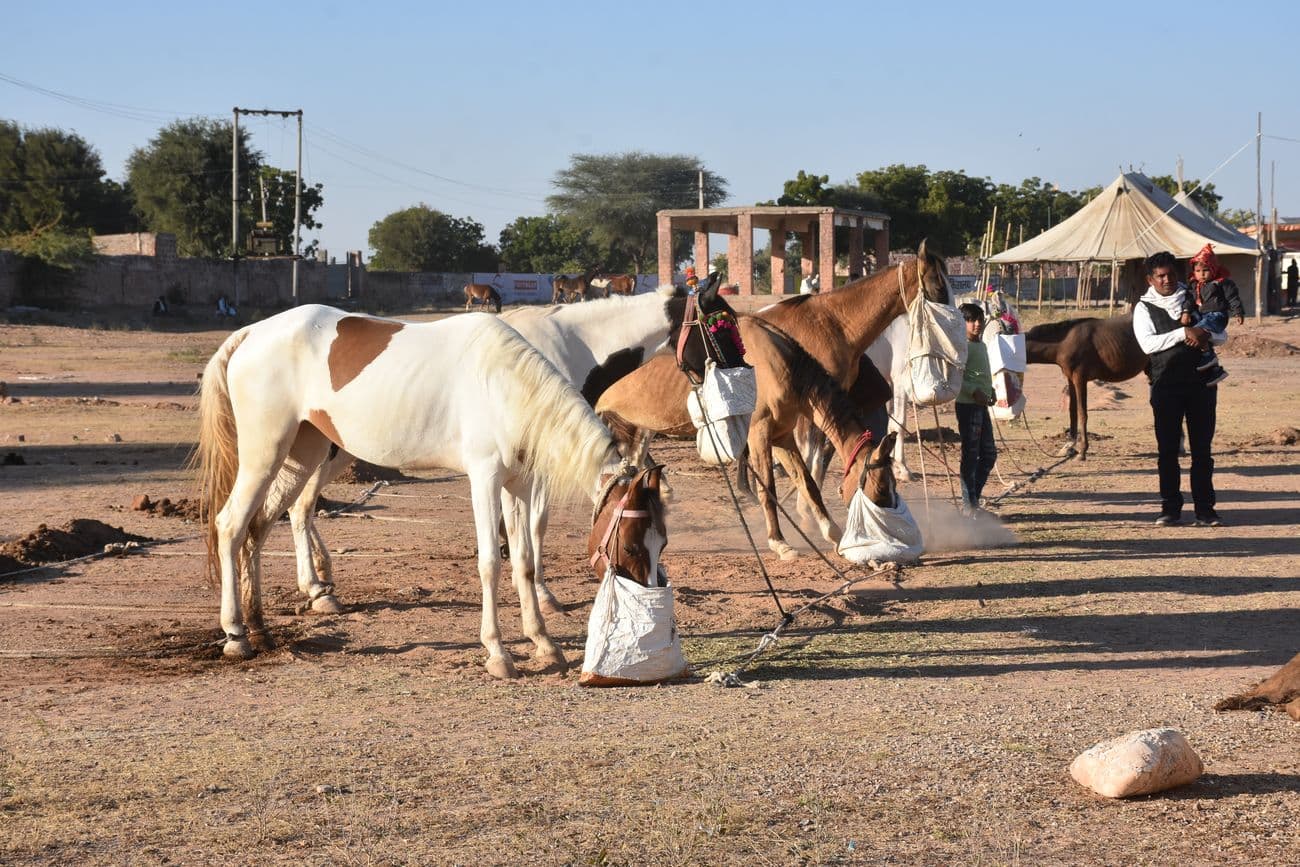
[1189,244,1229,283]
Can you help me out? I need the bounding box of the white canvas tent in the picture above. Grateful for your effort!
[990,173,1261,313]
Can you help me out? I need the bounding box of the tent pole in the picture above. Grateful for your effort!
[1108,259,1117,314]
[1037,263,1045,312]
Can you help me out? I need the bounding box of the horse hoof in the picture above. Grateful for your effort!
[535,649,569,674]
[311,594,344,614]
[485,656,520,680]
[769,542,798,561]
[222,637,254,661]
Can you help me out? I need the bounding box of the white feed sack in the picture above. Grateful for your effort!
[1069,728,1204,798]
[579,569,692,687]
[986,332,1027,421]
[687,362,757,465]
[906,298,968,407]
[837,490,923,565]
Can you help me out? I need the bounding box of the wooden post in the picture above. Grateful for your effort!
[1037,263,1045,311]
[1107,259,1118,313]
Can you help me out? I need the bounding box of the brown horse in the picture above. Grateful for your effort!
[464,283,502,313]
[590,273,636,298]
[755,240,951,391]
[552,269,595,303]
[597,316,889,559]
[1024,313,1147,460]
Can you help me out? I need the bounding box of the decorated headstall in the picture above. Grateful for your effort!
[676,272,746,381]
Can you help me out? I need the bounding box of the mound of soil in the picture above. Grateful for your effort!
[1220,334,1300,358]
[0,519,150,567]
[1248,426,1300,447]
[131,494,203,521]
[0,553,25,575]
[333,460,408,484]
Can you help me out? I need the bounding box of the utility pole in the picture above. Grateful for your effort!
[1255,112,1263,322]
[231,108,240,307]
[698,170,704,209]
[232,107,305,305]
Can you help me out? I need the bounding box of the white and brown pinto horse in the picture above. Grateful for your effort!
[463,282,502,313]
[196,305,666,679]
[589,273,636,298]
[259,282,733,620]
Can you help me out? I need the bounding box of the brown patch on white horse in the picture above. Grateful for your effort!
[328,316,404,391]
[305,410,345,449]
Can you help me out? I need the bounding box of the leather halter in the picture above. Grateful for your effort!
[843,429,875,477]
[675,290,698,371]
[590,465,661,572]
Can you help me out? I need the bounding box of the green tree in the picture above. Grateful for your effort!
[854,164,932,252]
[853,164,993,255]
[548,152,727,272]
[497,214,604,273]
[368,205,497,272]
[0,120,137,235]
[1219,207,1258,228]
[1148,174,1222,215]
[766,170,881,211]
[987,178,1092,251]
[127,118,263,257]
[254,166,324,258]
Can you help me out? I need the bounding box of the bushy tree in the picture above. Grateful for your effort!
[497,214,605,273]
[368,205,497,272]
[254,166,324,258]
[548,152,727,272]
[127,118,262,257]
[0,120,137,236]
[1149,174,1222,215]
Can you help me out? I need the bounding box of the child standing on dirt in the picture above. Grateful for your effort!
[1180,244,1243,387]
[956,303,997,517]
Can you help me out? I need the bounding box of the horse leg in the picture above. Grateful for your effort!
[502,487,566,672]
[216,429,299,660]
[289,447,347,614]
[775,441,840,545]
[892,388,915,481]
[526,484,564,617]
[749,422,796,560]
[469,467,517,679]
[1073,374,1090,461]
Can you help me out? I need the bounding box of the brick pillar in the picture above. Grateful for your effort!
[734,212,754,295]
[657,214,673,288]
[873,226,890,274]
[694,231,709,275]
[770,223,786,294]
[818,212,834,292]
[849,218,864,279]
[798,231,814,279]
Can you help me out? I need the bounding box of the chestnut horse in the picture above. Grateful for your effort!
[1024,313,1147,460]
[597,316,891,559]
[590,273,636,298]
[463,283,502,313]
[195,305,666,679]
[552,269,595,303]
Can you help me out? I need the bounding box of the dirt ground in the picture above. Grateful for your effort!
[1,307,1298,865]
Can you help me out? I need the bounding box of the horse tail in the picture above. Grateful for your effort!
[735,443,753,497]
[477,321,619,503]
[192,327,252,586]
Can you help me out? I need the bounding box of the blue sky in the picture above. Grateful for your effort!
[4,1,1297,261]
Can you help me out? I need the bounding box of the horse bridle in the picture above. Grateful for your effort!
[590,464,663,574]
[842,429,889,490]
[675,285,737,385]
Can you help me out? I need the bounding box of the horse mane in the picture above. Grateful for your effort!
[1025,316,1100,344]
[469,319,619,502]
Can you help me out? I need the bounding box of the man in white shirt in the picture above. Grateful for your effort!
[1132,251,1226,527]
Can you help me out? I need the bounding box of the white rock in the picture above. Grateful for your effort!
[1070,728,1203,798]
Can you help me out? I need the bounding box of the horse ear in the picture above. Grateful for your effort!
[698,276,721,307]
[916,238,929,268]
[881,430,898,455]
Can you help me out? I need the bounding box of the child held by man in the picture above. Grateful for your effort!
[1180,244,1243,387]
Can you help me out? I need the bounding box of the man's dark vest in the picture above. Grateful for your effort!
[1142,301,1203,387]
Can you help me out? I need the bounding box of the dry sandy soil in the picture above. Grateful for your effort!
[1,307,1298,865]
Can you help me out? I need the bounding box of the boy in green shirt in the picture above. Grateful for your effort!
[956,303,997,515]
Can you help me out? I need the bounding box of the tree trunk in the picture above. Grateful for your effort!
[1215,651,1300,720]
